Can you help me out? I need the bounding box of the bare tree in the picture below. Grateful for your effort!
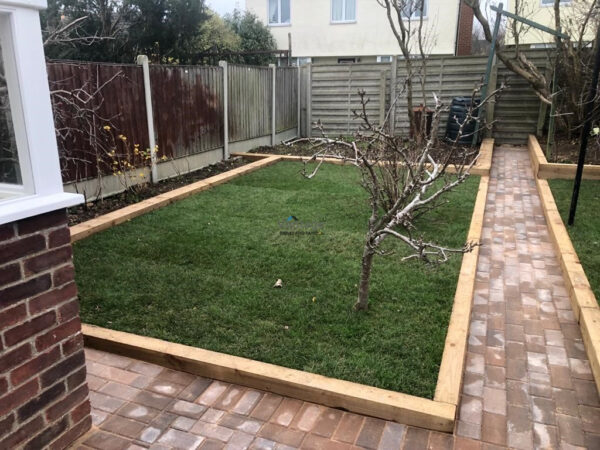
[467,0,599,136]
[463,0,553,104]
[376,0,435,143]
[551,0,600,137]
[288,82,502,311]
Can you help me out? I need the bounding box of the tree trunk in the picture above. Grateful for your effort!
[354,245,375,311]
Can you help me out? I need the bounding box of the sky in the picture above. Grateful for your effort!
[206,0,242,16]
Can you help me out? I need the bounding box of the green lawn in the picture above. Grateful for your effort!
[549,179,600,302]
[74,162,479,398]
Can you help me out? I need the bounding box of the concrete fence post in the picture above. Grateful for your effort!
[219,61,229,159]
[389,56,398,134]
[270,64,277,146]
[379,70,386,127]
[297,65,301,138]
[307,63,312,138]
[485,57,499,138]
[136,55,158,183]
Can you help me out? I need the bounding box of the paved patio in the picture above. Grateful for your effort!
[75,147,600,449]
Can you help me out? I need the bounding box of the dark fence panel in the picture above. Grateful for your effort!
[150,65,224,158]
[47,61,149,183]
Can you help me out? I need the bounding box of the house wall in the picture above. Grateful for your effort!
[504,0,596,45]
[0,210,91,449]
[246,0,462,58]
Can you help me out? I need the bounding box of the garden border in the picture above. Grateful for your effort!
[231,137,495,177]
[528,134,600,393]
[73,140,494,431]
[528,135,600,180]
[69,156,282,243]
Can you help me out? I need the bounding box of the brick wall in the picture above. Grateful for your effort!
[0,210,91,449]
[456,3,474,56]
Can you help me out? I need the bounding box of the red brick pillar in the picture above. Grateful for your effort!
[456,2,474,56]
[0,209,91,449]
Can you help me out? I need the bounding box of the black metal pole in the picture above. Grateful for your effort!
[568,25,600,226]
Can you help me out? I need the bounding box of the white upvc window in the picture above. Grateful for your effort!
[401,0,428,19]
[0,0,82,225]
[268,0,290,25]
[377,55,392,63]
[331,0,356,23]
[541,0,570,5]
[296,57,312,65]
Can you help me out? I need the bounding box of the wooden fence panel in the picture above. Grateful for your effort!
[276,67,298,132]
[311,63,389,136]
[494,51,549,144]
[47,61,149,183]
[150,65,224,158]
[308,53,547,145]
[228,64,272,142]
[393,56,488,136]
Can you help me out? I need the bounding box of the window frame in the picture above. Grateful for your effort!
[330,0,357,24]
[0,10,34,197]
[0,0,83,225]
[267,0,291,26]
[540,0,570,6]
[401,0,428,20]
[377,55,392,63]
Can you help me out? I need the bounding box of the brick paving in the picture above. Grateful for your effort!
[455,146,600,449]
[75,147,600,449]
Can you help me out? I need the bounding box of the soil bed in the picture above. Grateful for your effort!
[543,135,600,165]
[68,158,249,226]
[252,140,478,164]
[73,161,480,398]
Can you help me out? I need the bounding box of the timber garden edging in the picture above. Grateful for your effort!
[528,134,600,394]
[72,140,494,431]
[528,134,600,180]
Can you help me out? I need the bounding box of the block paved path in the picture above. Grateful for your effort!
[454,146,600,449]
[76,147,600,450]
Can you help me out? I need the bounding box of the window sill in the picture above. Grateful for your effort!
[540,2,571,7]
[0,191,83,225]
[268,23,291,27]
[330,20,357,25]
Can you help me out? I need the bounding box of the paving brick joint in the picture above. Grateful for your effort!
[78,147,600,449]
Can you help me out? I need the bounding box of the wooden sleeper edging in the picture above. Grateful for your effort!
[528,134,600,394]
[74,140,494,431]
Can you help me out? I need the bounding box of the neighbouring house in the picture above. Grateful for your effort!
[503,0,597,46]
[245,0,475,64]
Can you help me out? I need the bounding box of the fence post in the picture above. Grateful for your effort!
[307,63,312,138]
[389,56,397,134]
[219,61,229,159]
[136,55,158,183]
[379,70,386,127]
[270,64,276,146]
[485,58,499,138]
[297,65,301,138]
[536,65,552,137]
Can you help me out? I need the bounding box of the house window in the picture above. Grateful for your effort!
[331,0,356,23]
[0,40,21,186]
[402,0,428,19]
[296,57,312,65]
[269,0,290,25]
[0,1,82,224]
[337,57,356,64]
[377,55,392,63]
